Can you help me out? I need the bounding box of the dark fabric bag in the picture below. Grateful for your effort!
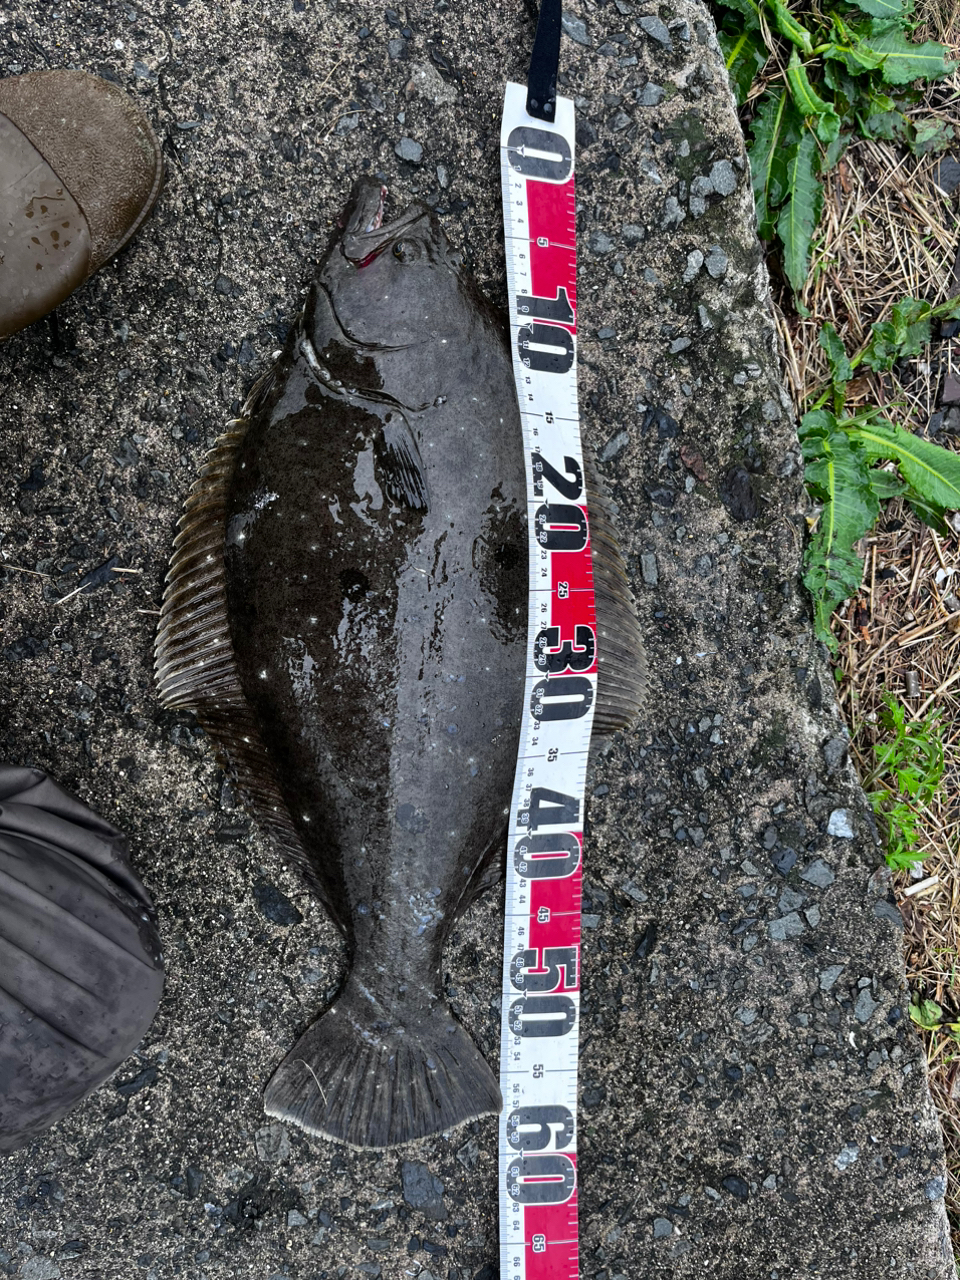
[0,766,163,1154]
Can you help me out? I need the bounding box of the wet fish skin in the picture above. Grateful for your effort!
[156,179,644,1148]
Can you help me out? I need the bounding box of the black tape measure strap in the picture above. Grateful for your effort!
[526,0,561,122]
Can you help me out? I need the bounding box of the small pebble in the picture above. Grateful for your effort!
[827,809,856,838]
[855,989,880,1024]
[589,231,615,254]
[800,859,835,888]
[709,160,737,196]
[768,912,804,942]
[819,965,844,992]
[704,246,728,278]
[636,83,664,106]
[600,429,630,462]
[638,14,672,47]
[253,881,303,925]
[255,1123,291,1164]
[722,1175,749,1200]
[395,137,423,163]
[561,13,591,45]
[401,1162,446,1220]
[20,1262,61,1280]
[682,250,703,282]
[456,1138,479,1170]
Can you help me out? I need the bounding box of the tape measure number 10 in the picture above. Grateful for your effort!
[498,77,593,1280]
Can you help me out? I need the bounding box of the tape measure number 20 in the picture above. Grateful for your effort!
[498,2,593,1275]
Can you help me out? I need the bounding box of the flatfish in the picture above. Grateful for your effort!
[155,180,644,1148]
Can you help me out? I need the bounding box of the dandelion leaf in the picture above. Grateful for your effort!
[720,24,768,105]
[861,21,954,86]
[847,0,909,17]
[861,297,932,371]
[851,418,960,514]
[799,410,878,645]
[747,88,800,240]
[776,131,823,291]
[713,0,762,23]
[818,323,852,387]
[910,119,955,156]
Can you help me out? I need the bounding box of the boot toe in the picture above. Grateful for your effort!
[0,70,162,338]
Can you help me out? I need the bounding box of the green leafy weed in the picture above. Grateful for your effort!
[709,0,955,289]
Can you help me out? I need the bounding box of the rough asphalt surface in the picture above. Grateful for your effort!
[0,1,954,1278]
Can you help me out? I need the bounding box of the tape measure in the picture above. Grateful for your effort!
[498,62,591,1280]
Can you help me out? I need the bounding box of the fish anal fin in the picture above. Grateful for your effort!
[154,421,341,925]
[454,830,508,914]
[585,447,648,741]
[374,412,429,511]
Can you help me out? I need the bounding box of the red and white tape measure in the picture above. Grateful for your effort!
[498,80,592,1280]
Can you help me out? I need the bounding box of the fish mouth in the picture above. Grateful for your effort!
[342,179,387,237]
[338,180,433,267]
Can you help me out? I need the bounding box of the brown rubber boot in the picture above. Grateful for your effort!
[0,70,163,338]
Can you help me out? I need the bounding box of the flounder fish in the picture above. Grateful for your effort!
[0,766,164,1154]
[155,179,644,1149]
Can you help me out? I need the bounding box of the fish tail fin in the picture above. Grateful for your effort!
[263,975,501,1149]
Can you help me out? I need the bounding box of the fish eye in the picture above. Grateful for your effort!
[392,239,421,263]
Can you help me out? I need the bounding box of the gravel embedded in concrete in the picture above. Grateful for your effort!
[0,1,953,1278]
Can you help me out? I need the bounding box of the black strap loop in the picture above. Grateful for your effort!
[526,0,561,122]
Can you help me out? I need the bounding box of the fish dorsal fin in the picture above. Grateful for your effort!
[154,419,339,922]
[374,411,429,511]
[585,446,647,741]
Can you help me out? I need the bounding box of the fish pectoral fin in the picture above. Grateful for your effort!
[374,413,429,512]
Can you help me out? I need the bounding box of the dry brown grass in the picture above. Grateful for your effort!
[829,501,960,1239]
[766,0,960,1243]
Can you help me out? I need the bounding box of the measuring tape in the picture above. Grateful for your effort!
[498,74,592,1280]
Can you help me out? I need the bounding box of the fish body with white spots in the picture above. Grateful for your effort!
[155,180,644,1148]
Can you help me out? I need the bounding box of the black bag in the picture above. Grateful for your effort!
[0,766,163,1154]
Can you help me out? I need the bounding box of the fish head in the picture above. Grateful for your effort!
[314,179,465,355]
